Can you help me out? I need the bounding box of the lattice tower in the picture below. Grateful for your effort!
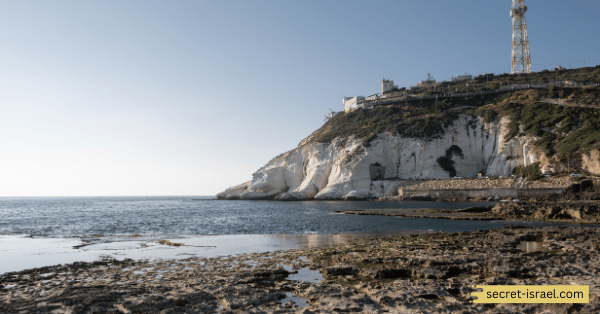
[510,0,532,74]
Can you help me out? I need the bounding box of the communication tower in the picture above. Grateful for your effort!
[510,0,532,74]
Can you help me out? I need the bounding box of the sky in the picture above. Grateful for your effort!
[1,0,599,197]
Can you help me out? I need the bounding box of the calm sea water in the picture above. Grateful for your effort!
[0,196,573,238]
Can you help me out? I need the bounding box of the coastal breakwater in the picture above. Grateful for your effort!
[395,177,578,199]
[399,187,566,199]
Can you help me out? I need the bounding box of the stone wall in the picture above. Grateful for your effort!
[396,177,599,199]
[399,188,566,199]
[396,177,586,190]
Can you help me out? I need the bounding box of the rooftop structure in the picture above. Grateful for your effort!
[417,73,436,87]
[451,74,473,82]
[382,79,398,94]
[343,95,366,112]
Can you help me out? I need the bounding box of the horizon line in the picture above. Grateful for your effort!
[0,195,217,198]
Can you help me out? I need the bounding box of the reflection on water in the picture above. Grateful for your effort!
[280,292,308,308]
[283,265,325,284]
[517,241,542,252]
[0,231,423,274]
[268,230,428,248]
[288,267,325,284]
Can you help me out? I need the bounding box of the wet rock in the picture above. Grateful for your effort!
[360,267,411,279]
[322,265,357,277]
[275,192,302,201]
[3,226,600,313]
[225,194,240,200]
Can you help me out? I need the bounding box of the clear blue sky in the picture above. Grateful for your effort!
[1,1,598,196]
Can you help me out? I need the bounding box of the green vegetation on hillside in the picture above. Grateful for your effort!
[556,121,600,157]
[497,66,600,85]
[473,107,498,123]
[307,67,600,162]
[312,102,460,146]
[513,162,543,181]
[535,132,557,156]
[403,66,600,100]
[477,101,600,158]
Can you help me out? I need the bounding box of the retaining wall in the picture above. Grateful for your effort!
[399,188,566,199]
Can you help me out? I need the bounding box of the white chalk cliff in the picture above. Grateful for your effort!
[217,114,542,200]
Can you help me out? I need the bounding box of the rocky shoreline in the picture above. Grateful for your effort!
[337,200,600,224]
[2,226,600,313]
[346,179,600,224]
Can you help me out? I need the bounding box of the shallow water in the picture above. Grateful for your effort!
[0,196,590,274]
[0,196,566,237]
[0,231,416,274]
[517,241,543,252]
[280,292,308,309]
[284,266,325,284]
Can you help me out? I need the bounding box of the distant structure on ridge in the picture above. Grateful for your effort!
[382,78,398,94]
[510,0,532,74]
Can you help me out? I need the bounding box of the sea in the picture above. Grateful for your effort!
[0,196,565,237]
[0,196,588,274]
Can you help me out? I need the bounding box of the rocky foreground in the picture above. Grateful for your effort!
[2,226,600,313]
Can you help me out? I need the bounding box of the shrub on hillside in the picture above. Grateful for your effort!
[513,162,543,181]
[312,105,458,146]
[547,85,556,98]
[534,132,557,156]
[473,108,498,123]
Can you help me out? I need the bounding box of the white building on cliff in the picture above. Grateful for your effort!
[343,95,365,112]
[382,79,398,94]
[344,79,399,112]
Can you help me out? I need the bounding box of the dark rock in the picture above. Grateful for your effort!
[323,266,357,277]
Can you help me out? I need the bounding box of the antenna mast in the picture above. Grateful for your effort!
[510,0,532,74]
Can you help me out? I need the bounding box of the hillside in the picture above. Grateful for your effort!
[308,87,600,155]
[218,66,600,200]
[303,66,600,179]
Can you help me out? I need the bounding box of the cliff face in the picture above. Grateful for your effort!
[217,114,542,200]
